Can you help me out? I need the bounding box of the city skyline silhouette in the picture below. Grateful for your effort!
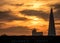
[32,8,56,36]
[0,8,59,36]
[0,0,60,36]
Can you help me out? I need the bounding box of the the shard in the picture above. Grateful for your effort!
[48,8,56,36]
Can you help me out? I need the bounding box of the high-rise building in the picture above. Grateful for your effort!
[48,8,56,36]
[32,28,43,36]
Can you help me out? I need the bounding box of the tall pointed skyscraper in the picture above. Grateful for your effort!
[48,8,56,36]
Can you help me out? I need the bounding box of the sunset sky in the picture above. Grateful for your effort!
[0,0,60,36]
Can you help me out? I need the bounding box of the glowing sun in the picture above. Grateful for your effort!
[31,2,42,8]
[25,1,45,9]
[29,2,44,9]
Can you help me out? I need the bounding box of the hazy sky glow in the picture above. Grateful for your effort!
[0,0,60,36]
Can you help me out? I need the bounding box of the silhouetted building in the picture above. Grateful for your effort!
[1,34,7,36]
[48,8,56,36]
[32,28,43,36]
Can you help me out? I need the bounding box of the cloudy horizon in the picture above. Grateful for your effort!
[0,0,60,36]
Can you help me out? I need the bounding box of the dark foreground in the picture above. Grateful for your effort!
[0,36,60,43]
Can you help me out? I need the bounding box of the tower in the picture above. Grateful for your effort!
[32,28,37,36]
[48,8,56,36]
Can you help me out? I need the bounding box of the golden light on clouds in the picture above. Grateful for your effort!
[0,17,48,32]
[25,1,45,9]
[0,0,60,36]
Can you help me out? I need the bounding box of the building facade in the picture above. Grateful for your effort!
[32,28,43,36]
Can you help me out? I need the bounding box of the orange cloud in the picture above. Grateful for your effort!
[0,0,60,36]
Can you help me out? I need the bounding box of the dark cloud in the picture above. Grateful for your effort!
[0,26,31,35]
[0,23,6,27]
[54,10,60,20]
[53,3,60,9]
[55,23,60,25]
[0,3,23,7]
[0,0,8,6]
[20,10,49,21]
[0,11,28,21]
[25,4,33,7]
[0,23,5,25]
[0,0,24,6]
[56,26,60,31]
[51,3,60,20]
[10,3,24,6]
